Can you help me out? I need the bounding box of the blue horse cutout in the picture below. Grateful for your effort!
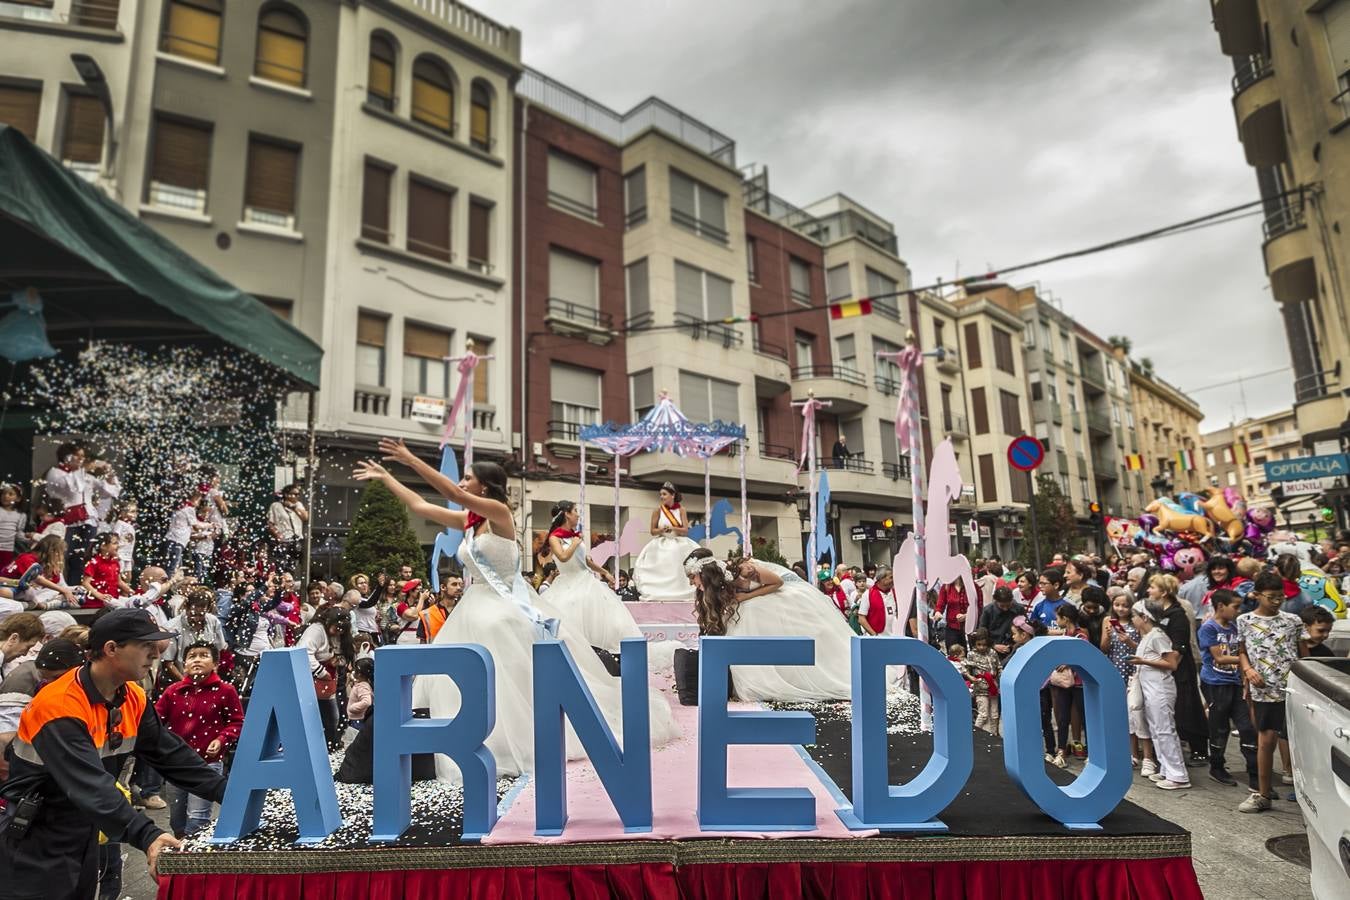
[688,498,743,546]
[814,471,836,570]
[427,447,463,593]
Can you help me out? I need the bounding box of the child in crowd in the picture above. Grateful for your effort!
[11,533,77,609]
[1129,601,1190,791]
[965,628,1001,735]
[0,483,25,571]
[617,570,640,603]
[1301,605,1335,658]
[164,586,229,683]
[189,496,217,582]
[165,498,201,575]
[111,501,137,578]
[1104,590,1151,773]
[1236,571,1304,813]
[347,656,374,727]
[80,532,127,608]
[1049,604,1090,766]
[155,641,244,838]
[1197,589,1257,790]
[946,643,967,681]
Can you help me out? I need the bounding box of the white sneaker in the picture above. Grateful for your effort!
[1280,773,1295,786]
[1044,752,1056,764]
[1052,752,1068,769]
[1147,772,1168,783]
[1238,792,1272,813]
[1140,759,1158,778]
[1156,780,1191,791]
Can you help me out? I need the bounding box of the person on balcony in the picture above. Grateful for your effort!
[831,433,850,469]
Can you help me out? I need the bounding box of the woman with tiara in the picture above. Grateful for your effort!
[685,547,855,702]
[543,500,645,654]
[355,439,679,782]
[632,482,698,602]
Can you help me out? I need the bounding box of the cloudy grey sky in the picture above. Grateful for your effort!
[493,0,1290,428]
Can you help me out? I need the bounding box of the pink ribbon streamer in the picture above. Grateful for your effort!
[795,397,823,476]
[439,352,480,450]
[893,346,923,453]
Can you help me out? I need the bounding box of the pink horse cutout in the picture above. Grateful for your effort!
[589,516,648,569]
[893,438,979,640]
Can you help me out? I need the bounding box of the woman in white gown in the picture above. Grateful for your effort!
[685,548,855,702]
[544,500,644,653]
[632,482,698,602]
[356,440,679,782]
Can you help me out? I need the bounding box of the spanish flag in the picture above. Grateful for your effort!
[1232,442,1251,466]
[1125,453,1144,471]
[1175,449,1195,472]
[830,298,873,319]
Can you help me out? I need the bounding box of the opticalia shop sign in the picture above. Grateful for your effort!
[1264,453,1350,483]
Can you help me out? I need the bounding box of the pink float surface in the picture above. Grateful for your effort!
[625,601,696,625]
[484,679,873,844]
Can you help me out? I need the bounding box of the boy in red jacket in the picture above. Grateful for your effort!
[154,641,244,837]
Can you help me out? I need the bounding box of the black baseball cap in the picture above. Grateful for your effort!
[35,638,85,671]
[88,608,176,648]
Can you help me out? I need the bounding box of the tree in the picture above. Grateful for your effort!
[748,536,789,567]
[340,480,427,583]
[1106,335,1131,355]
[1139,357,1155,377]
[1021,472,1082,568]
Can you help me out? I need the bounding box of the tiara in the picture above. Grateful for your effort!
[683,556,729,578]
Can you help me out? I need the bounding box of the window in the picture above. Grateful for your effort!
[879,420,900,469]
[548,151,597,220]
[469,80,491,151]
[1060,331,1071,366]
[963,322,982,368]
[674,261,732,326]
[1111,403,1121,424]
[933,318,946,348]
[551,363,601,438]
[355,312,387,387]
[148,115,211,213]
[795,333,814,370]
[1047,379,1059,405]
[367,33,396,111]
[836,335,858,373]
[1326,3,1350,117]
[468,198,492,272]
[1039,320,1052,355]
[1227,470,1238,487]
[865,267,900,319]
[1067,382,1078,412]
[1127,408,1134,428]
[411,56,453,134]
[626,259,650,322]
[970,387,989,435]
[624,167,646,227]
[875,336,901,385]
[789,257,812,303]
[549,249,600,324]
[999,390,1022,435]
[161,0,222,65]
[670,169,727,242]
[1029,371,1043,402]
[468,337,490,405]
[407,177,452,261]
[992,327,1015,374]
[631,369,655,420]
[360,160,392,243]
[1250,429,1264,441]
[1205,451,1216,468]
[746,237,759,283]
[841,418,865,453]
[255,7,307,87]
[60,93,104,178]
[978,454,998,502]
[72,0,120,29]
[1035,421,1049,448]
[243,137,299,229]
[827,264,851,302]
[1079,477,1090,502]
[679,371,738,423]
[402,322,451,398]
[1011,468,1031,503]
[940,384,953,431]
[1023,321,1037,349]
[0,84,41,142]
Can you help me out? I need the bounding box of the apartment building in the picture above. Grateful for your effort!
[0,0,524,547]
[1209,1,1350,451]
[1128,362,1209,495]
[1201,407,1301,509]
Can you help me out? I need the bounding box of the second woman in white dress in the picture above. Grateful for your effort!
[632,483,699,602]
[544,500,645,654]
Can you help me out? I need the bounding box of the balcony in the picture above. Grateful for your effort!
[1294,390,1345,440]
[1232,55,1286,167]
[791,364,868,413]
[674,312,743,348]
[1086,409,1111,436]
[1079,358,1106,395]
[545,297,615,344]
[1092,448,1119,480]
[752,334,791,396]
[1211,0,1262,57]
[882,458,913,480]
[942,413,969,439]
[875,374,901,396]
[1262,198,1317,304]
[353,386,389,416]
[934,346,960,374]
[1069,410,1082,432]
[809,455,914,504]
[631,445,791,491]
[758,442,797,463]
[545,419,585,457]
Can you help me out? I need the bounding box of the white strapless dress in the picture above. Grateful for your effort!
[633,534,699,602]
[546,537,643,653]
[723,572,856,702]
[412,533,680,782]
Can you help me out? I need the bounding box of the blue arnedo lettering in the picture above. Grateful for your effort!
[213,637,1130,844]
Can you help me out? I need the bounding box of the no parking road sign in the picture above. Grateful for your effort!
[1007,435,1045,472]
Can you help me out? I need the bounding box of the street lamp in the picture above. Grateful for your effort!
[70,53,116,176]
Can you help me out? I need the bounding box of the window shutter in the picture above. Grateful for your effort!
[670,170,696,219]
[789,258,811,298]
[256,11,307,87]
[674,262,704,318]
[404,322,449,359]
[74,0,120,29]
[878,420,898,466]
[162,0,222,65]
[971,387,989,435]
[1327,2,1350,77]
[245,139,298,215]
[470,338,490,404]
[964,321,982,368]
[626,259,650,319]
[865,267,896,298]
[411,59,452,132]
[1000,389,1022,435]
[549,249,598,307]
[470,82,491,149]
[679,371,711,422]
[624,168,646,219]
[993,328,1015,373]
[368,38,395,105]
[699,184,726,234]
[705,272,733,320]
[356,312,386,347]
[361,162,391,242]
[151,117,211,189]
[407,178,451,261]
[710,379,738,423]
[547,152,595,213]
[0,85,40,141]
[61,93,104,163]
[468,200,491,265]
[836,335,856,365]
[551,363,600,407]
[827,264,851,300]
[978,454,998,502]
[630,369,654,414]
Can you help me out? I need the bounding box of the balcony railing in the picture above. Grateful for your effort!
[1262,196,1306,241]
[148,182,206,214]
[674,311,742,347]
[1068,410,1082,431]
[623,311,654,331]
[546,419,584,442]
[546,297,613,330]
[1232,54,1273,95]
[752,334,788,361]
[872,299,901,322]
[1086,410,1111,434]
[1294,368,1335,402]
[828,455,875,474]
[792,364,866,386]
[671,207,729,244]
[408,0,515,52]
[353,387,389,416]
[624,205,647,228]
[1080,360,1106,392]
[943,413,969,436]
[548,190,598,222]
[875,374,901,396]
[882,458,913,480]
[758,442,796,461]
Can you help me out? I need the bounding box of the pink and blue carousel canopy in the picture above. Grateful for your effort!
[578,394,745,459]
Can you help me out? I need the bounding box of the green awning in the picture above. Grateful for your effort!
[0,125,321,388]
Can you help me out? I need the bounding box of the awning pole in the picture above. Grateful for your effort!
[301,389,317,580]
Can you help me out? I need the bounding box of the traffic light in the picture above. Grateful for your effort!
[1088,501,1102,524]
[882,517,896,540]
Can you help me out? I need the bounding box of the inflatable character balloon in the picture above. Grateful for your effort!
[1298,568,1345,618]
[1201,490,1244,543]
[1174,546,1207,581]
[1244,507,1275,557]
[1145,498,1216,541]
